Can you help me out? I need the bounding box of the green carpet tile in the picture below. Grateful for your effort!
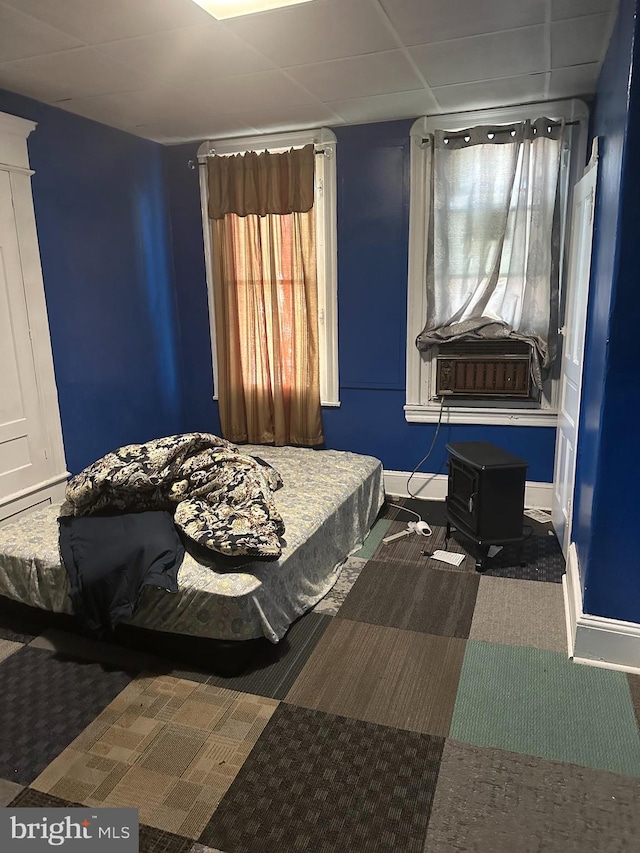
[450,641,640,777]
[628,673,640,729]
[351,517,393,559]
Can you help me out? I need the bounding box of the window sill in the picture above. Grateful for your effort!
[404,403,558,427]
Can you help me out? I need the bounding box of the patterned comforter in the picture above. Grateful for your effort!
[64,433,285,558]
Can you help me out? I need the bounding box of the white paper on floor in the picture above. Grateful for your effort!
[431,550,465,566]
[524,507,552,523]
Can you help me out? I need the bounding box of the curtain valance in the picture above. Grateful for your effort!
[207,144,315,220]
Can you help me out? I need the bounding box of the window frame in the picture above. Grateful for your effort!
[197,126,339,407]
[406,99,589,427]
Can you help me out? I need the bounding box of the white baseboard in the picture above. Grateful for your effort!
[563,542,640,674]
[383,470,553,509]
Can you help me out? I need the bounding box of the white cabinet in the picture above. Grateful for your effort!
[0,111,68,524]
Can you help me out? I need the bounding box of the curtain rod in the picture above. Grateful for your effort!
[420,118,582,145]
[188,147,328,170]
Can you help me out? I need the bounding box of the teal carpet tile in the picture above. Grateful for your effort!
[351,518,393,559]
[450,641,640,777]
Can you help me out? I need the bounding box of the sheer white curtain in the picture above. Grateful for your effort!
[416,118,564,387]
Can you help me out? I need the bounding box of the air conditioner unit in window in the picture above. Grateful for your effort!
[436,340,533,398]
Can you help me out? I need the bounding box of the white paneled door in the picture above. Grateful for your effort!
[0,169,49,500]
[0,111,68,524]
[552,156,598,556]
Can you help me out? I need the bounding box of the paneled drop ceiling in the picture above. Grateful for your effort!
[0,0,618,143]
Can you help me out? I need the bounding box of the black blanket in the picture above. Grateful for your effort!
[59,511,185,635]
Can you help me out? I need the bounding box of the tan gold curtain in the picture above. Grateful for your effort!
[208,145,323,446]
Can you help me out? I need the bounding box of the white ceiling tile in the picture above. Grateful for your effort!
[224,0,397,67]
[0,49,156,103]
[124,113,257,144]
[235,103,343,134]
[327,89,440,123]
[58,87,207,128]
[178,69,317,114]
[551,14,611,68]
[0,0,213,44]
[552,0,615,21]
[95,23,271,84]
[379,0,546,46]
[0,4,82,61]
[548,63,601,98]
[432,73,547,113]
[286,51,424,102]
[410,26,547,87]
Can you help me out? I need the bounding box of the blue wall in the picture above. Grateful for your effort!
[0,89,183,474]
[163,143,221,437]
[0,88,558,483]
[573,0,640,621]
[164,120,557,482]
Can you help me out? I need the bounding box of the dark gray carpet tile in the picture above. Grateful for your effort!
[207,612,331,700]
[418,525,565,582]
[9,788,78,808]
[401,498,449,527]
[338,560,479,638]
[476,529,565,582]
[373,521,475,571]
[0,778,23,807]
[30,629,168,672]
[378,500,406,520]
[8,789,194,853]
[424,740,640,853]
[191,846,226,853]
[29,628,214,684]
[139,825,193,853]
[628,673,640,730]
[0,646,132,786]
[200,704,444,853]
[376,515,565,582]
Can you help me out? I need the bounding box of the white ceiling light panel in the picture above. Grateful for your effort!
[191,0,313,20]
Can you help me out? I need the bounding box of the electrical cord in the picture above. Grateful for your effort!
[384,503,432,539]
[386,503,421,521]
[407,395,446,499]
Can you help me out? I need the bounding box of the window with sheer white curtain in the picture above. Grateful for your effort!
[416,118,563,390]
[406,102,588,426]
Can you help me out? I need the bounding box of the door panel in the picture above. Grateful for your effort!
[552,159,598,556]
[0,169,48,500]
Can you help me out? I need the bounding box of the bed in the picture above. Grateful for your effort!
[0,445,384,671]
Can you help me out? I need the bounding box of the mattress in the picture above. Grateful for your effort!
[0,445,384,643]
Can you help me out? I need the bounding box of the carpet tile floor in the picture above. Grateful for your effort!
[200,704,444,853]
[450,641,640,776]
[1,498,640,852]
